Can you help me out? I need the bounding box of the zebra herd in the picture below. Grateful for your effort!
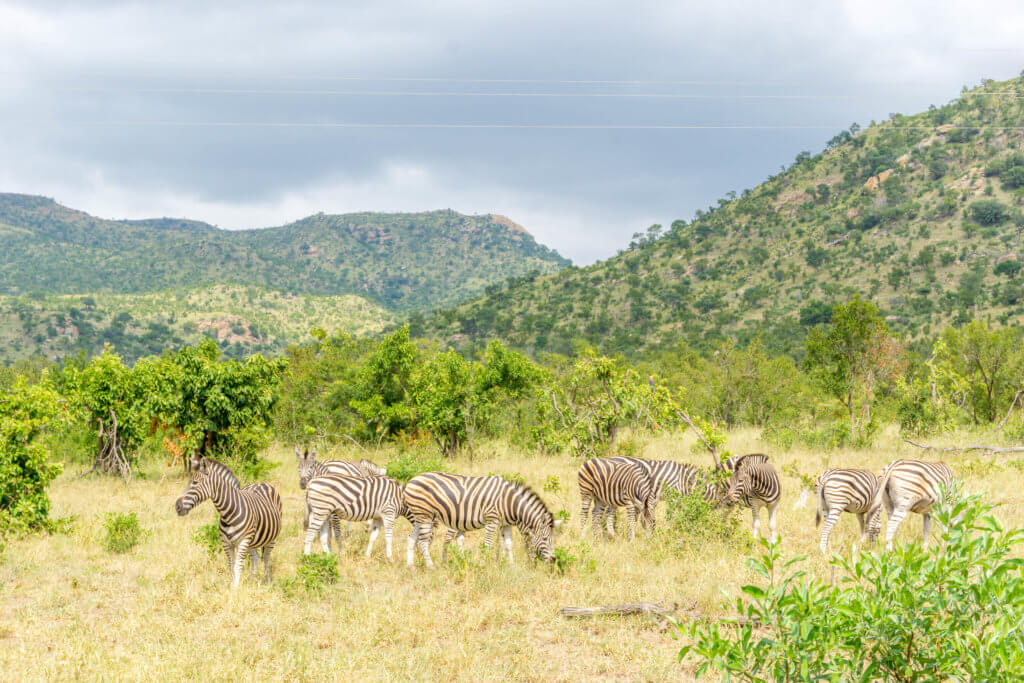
[173,447,959,587]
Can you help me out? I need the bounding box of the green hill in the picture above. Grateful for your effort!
[0,285,393,363]
[0,198,569,312]
[425,75,1024,358]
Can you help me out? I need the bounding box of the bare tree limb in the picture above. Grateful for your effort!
[560,601,676,618]
[340,434,369,453]
[676,408,722,470]
[903,439,1024,455]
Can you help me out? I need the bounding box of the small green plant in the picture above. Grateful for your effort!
[101,512,144,554]
[233,456,279,484]
[662,488,744,549]
[191,522,220,557]
[386,450,448,484]
[550,543,596,576]
[494,471,525,487]
[543,475,562,494]
[294,552,340,591]
[781,462,817,490]
[555,509,571,524]
[681,496,1024,679]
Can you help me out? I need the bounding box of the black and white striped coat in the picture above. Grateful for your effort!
[578,457,657,540]
[725,459,782,542]
[295,448,386,547]
[303,474,411,561]
[814,468,881,553]
[869,459,957,549]
[175,457,282,588]
[404,472,556,568]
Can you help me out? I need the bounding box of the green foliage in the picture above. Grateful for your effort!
[348,326,419,442]
[681,497,1024,680]
[385,450,448,484]
[0,378,64,535]
[969,199,1011,225]
[191,522,221,557]
[101,512,144,554]
[413,349,473,457]
[293,552,340,592]
[931,320,1023,424]
[549,543,597,576]
[662,487,744,549]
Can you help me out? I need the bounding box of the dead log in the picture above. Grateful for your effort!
[560,601,676,618]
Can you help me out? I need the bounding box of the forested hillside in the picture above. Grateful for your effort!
[0,197,568,312]
[426,75,1024,358]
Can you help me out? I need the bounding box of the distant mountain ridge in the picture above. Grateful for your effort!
[0,195,569,313]
[425,75,1024,358]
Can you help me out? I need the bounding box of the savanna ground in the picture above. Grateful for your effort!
[2,427,1021,681]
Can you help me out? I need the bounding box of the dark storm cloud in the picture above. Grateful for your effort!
[2,1,1023,263]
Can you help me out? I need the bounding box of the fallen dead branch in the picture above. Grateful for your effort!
[560,601,676,618]
[903,439,1024,455]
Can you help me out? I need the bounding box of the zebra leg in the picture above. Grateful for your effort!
[383,516,395,561]
[885,504,910,550]
[580,494,592,534]
[500,526,514,563]
[416,520,436,569]
[625,502,637,542]
[332,515,344,553]
[818,508,842,553]
[231,539,251,588]
[366,518,382,558]
[222,539,235,578]
[604,505,616,537]
[483,521,499,557]
[766,502,779,544]
[319,517,332,552]
[303,508,330,555]
[249,549,259,576]
[262,544,273,583]
[921,513,932,546]
[750,502,762,540]
[406,524,419,567]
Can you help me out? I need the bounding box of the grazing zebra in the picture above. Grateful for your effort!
[404,472,557,568]
[725,460,782,542]
[869,459,958,549]
[295,448,386,548]
[578,457,657,540]
[814,468,881,553]
[175,457,282,588]
[303,474,411,561]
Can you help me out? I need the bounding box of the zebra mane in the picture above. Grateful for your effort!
[194,457,241,487]
[508,482,554,527]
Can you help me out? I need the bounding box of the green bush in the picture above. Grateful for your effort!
[191,522,221,557]
[681,496,1024,679]
[101,512,144,554]
[385,450,448,484]
[662,487,745,549]
[550,543,597,576]
[294,552,340,591]
[969,199,1010,226]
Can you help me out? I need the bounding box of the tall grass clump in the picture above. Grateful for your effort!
[101,512,145,554]
[662,487,746,550]
[290,552,340,593]
[681,496,1024,680]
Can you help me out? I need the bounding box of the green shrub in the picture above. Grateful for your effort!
[681,496,1024,679]
[969,199,1010,226]
[294,552,340,591]
[386,450,448,484]
[101,512,144,554]
[191,522,221,557]
[662,487,745,549]
[550,543,597,576]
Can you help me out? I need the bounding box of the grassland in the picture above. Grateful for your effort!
[2,428,1021,680]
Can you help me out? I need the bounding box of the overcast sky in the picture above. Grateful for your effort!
[2,1,1023,264]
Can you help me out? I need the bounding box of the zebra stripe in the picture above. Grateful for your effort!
[726,460,782,542]
[814,468,881,553]
[175,457,282,588]
[303,474,411,561]
[869,459,958,549]
[578,457,657,541]
[404,472,556,568]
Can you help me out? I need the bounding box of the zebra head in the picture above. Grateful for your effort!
[358,458,386,476]
[725,468,749,504]
[296,447,322,489]
[525,518,556,563]
[175,459,218,516]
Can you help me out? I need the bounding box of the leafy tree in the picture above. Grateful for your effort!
[347,325,419,442]
[0,379,64,536]
[969,199,1010,226]
[804,298,905,441]
[931,320,1022,424]
[413,350,473,457]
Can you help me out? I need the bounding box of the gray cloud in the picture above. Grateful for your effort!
[2,1,1023,263]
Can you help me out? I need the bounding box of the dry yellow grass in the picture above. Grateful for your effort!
[2,427,1021,681]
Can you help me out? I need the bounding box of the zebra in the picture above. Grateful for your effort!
[578,457,658,540]
[869,459,958,549]
[175,457,282,588]
[295,447,386,548]
[303,474,412,561]
[404,472,557,568]
[814,468,881,553]
[725,459,782,542]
